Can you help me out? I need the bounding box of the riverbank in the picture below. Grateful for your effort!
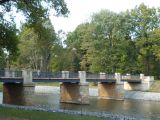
[0,83,2,91]
[124,91,160,101]
[0,106,108,120]
[0,104,136,120]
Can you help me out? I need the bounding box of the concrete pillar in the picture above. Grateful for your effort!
[3,70,35,104]
[3,83,35,105]
[60,71,89,104]
[62,71,69,79]
[98,73,124,100]
[98,83,124,100]
[124,74,154,91]
[140,73,145,80]
[115,73,123,84]
[79,71,87,83]
[100,72,106,79]
[22,70,34,86]
[78,71,89,104]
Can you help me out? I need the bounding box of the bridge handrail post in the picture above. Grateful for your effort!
[140,73,145,80]
[22,69,33,85]
[99,72,106,79]
[62,71,69,79]
[4,68,11,77]
[115,73,122,83]
[79,71,87,84]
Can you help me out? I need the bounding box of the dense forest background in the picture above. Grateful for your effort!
[0,1,160,78]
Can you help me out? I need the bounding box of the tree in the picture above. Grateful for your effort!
[0,22,18,68]
[130,4,160,76]
[17,19,57,71]
[0,0,69,68]
[65,10,137,73]
[136,28,160,77]
[89,10,137,73]
[65,23,96,71]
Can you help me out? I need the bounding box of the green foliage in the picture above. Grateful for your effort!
[0,22,18,67]
[65,4,160,78]
[136,28,160,76]
[0,0,69,22]
[16,19,57,71]
[0,83,3,91]
[0,0,69,69]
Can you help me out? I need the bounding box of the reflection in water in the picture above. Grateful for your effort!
[1,86,160,120]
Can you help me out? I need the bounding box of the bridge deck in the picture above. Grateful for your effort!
[0,77,23,83]
[0,77,141,83]
[86,78,116,83]
[0,77,117,83]
[33,78,80,83]
[121,79,141,83]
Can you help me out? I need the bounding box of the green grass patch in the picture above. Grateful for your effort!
[0,107,108,120]
[0,83,3,92]
[149,80,160,92]
[36,82,60,86]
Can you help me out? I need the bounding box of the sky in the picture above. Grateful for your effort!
[49,0,160,33]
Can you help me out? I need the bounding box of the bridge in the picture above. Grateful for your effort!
[0,70,117,83]
[0,69,154,104]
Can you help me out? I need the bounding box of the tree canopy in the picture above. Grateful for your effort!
[0,0,69,68]
[64,4,160,78]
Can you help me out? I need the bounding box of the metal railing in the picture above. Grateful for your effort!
[0,69,142,81]
[86,73,115,80]
[0,70,5,77]
[32,71,62,78]
[69,72,79,78]
[86,73,100,79]
[0,69,22,77]
[121,75,141,80]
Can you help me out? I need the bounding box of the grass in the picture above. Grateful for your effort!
[149,80,160,92]
[0,83,2,92]
[0,107,108,120]
[36,82,60,86]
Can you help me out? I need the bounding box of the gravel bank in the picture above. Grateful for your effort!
[124,91,160,101]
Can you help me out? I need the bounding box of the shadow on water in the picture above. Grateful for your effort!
[1,86,160,119]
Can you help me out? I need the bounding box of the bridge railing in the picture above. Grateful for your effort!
[121,74,141,81]
[32,71,62,78]
[0,70,5,77]
[86,73,100,79]
[69,72,79,78]
[0,69,22,77]
[86,73,115,80]
[14,70,23,77]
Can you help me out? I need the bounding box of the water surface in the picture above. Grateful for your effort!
[0,87,160,120]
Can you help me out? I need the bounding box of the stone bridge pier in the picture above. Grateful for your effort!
[60,71,89,104]
[124,74,154,91]
[98,73,125,100]
[3,69,35,105]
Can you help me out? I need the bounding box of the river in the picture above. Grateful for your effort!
[0,86,160,120]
